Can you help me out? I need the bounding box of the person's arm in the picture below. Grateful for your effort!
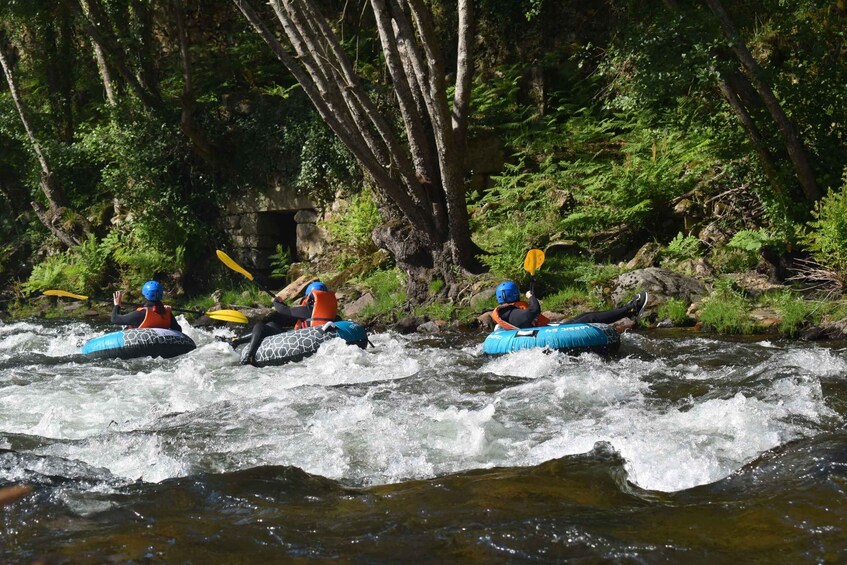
[111,291,143,326]
[167,308,183,332]
[270,298,312,325]
[111,305,145,326]
[501,293,541,329]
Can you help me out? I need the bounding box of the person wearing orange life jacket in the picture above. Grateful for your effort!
[228,280,339,366]
[491,280,649,330]
[112,280,182,332]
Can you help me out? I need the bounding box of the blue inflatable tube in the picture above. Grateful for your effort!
[248,320,369,367]
[482,322,620,356]
[81,328,196,360]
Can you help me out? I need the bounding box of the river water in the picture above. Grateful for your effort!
[1,317,845,562]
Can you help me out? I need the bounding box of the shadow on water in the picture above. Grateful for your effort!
[3,436,846,563]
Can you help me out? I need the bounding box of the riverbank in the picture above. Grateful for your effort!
[6,261,847,343]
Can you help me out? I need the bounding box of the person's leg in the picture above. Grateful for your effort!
[564,292,649,325]
[566,306,632,325]
[240,321,289,365]
[241,322,268,365]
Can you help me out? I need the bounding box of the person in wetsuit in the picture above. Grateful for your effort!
[491,280,649,330]
[112,280,182,331]
[227,280,338,365]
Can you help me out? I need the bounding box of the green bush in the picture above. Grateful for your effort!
[662,232,702,261]
[657,297,690,326]
[800,178,847,281]
[537,287,590,313]
[429,279,444,295]
[321,189,382,268]
[415,302,454,321]
[23,234,109,294]
[269,244,292,280]
[699,279,755,334]
[763,291,818,337]
[710,246,759,274]
[358,268,407,319]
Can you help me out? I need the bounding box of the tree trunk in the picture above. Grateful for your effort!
[704,0,821,201]
[0,28,85,247]
[171,0,218,165]
[715,70,785,199]
[92,38,116,105]
[73,0,165,112]
[233,0,483,302]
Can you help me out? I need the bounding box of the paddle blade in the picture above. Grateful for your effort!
[216,250,254,281]
[205,309,249,324]
[43,290,90,300]
[523,249,545,276]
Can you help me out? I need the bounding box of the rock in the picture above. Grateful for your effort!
[343,292,376,318]
[698,221,732,246]
[727,271,784,298]
[469,288,496,311]
[542,311,567,323]
[612,317,636,332]
[393,316,424,334]
[800,326,828,341]
[626,242,663,270]
[612,268,708,315]
[417,321,441,334]
[477,311,494,330]
[275,275,316,302]
[749,308,781,330]
[805,317,847,340]
[676,258,716,278]
[657,318,674,328]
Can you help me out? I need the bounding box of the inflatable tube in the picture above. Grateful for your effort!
[81,328,196,360]
[482,322,620,356]
[246,320,369,367]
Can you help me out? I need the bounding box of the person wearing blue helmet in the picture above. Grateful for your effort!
[112,280,182,331]
[491,280,648,330]
[226,279,338,365]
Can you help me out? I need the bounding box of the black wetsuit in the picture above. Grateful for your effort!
[232,299,314,363]
[111,301,182,332]
[497,294,632,329]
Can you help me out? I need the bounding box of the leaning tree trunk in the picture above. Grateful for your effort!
[233,0,483,302]
[0,28,86,247]
[704,0,821,201]
[715,69,786,199]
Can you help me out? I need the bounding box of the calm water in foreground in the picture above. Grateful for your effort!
[1,318,846,562]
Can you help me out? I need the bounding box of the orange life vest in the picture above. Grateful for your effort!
[491,301,550,330]
[294,289,338,330]
[134,305,174,329]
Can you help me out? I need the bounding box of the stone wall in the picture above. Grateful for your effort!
[220,180,328,274]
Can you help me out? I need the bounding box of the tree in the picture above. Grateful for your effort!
[233,0,482,302]
[702,0,820,202]
[0,25,88,247]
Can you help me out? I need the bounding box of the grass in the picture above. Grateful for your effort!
[699,280,755,334]
[657,297,690,326]
[358,268,407,320]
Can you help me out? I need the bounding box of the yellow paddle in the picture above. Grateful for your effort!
[216,249,277,298]
[523,248,545,293]
[43,290,249,324]
[523,249,545,277]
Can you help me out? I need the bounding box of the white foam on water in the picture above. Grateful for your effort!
[0,321,844,492]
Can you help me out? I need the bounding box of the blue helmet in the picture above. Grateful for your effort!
[496,281,520,304]
[305,280,328,298]
[141,280,163,302]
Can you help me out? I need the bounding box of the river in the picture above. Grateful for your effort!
[1,318,846,562]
